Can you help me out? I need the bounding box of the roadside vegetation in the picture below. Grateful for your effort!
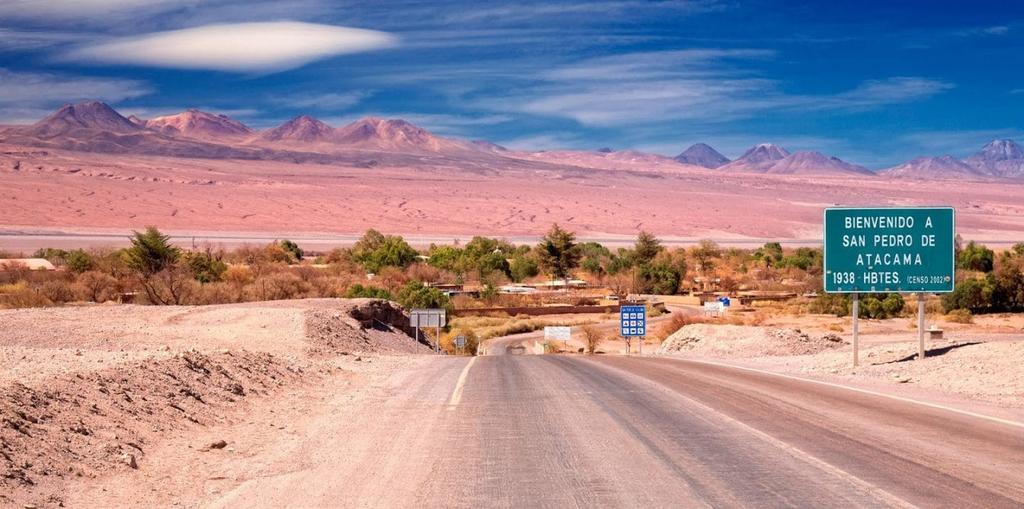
[3,226,1022,330]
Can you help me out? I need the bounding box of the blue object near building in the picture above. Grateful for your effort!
[717,297,731,307]
[620,305,646,337]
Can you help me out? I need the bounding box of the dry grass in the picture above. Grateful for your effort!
[944,308,974,324]
[449,314,599,340]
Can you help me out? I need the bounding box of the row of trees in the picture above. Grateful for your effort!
[942,242,1024,314]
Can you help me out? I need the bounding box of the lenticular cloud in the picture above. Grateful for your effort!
[63,21,398,73]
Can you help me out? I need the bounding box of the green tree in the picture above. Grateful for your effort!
[958,241,994,273]
[690,239,721,275]
[633,231,663,265]
[123,227,190,305]
[534,224,581,281]
[186,249,228,283]
[351,229,419,273]
[123,227,180,276]
[396,281,452,315]
[509,255,540,282]
[752,242,784,268]
[345,284,392,300]
[65,249,95,273]
[942,275,996,313]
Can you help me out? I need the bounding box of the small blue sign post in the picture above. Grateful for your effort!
[620,304,646,354]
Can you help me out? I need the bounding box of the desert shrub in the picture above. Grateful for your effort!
[440,328,479,356]
[76,270,118,302]
[257,272,307,300]
[135,266,197,305]
[944,308,973,324]
[279,239,304,261]
[185,249,228,283]
[958,241,994,273]
[942,275,995,313]
[581,325,603,354]
[827,323,844,332]
[810,293,850,316]
[191,282,237,305]
[543,341,562,354]
[65,249,95,273]
[346,284,392,300]
[37,280,78,303]
[0,283,51,308]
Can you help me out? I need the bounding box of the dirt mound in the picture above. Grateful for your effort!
[659,324,845,358]
[304,299,430,355]
[0,350,303,506]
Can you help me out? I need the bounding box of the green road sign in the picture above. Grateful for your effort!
[823,207,955,293]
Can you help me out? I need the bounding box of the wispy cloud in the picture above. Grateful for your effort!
[0,68,151,123]
[270,91,371,111]
[0,28,91,51]
[60,21,398,73]
[469,50,952,126]
[442,0,725,25]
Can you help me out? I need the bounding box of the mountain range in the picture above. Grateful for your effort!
[1,101,1022,180]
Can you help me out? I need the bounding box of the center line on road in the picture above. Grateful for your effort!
[448,356,476,409]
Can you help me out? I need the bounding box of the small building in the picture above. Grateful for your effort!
[0,258,56,271]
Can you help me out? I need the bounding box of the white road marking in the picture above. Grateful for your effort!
[448,357,477,408]
[671,357,1024,429]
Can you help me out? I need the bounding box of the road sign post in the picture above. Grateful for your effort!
[544,326,571,353]
[823,207,955,367]
[619,304,646,355]
[410,308,446,354]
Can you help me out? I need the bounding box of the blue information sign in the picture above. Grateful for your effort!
[619,305,646,337]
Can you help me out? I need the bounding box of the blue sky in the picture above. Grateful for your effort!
[0,0,1022,168]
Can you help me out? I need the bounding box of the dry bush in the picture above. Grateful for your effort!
[38,280,80,303]
[76,270,118,302]
[654,312,709,341]
[0,282,51,308]
[944,308,973,324]
[581,325,603,354]
[256,271,307,300]
[543,341,562,354]
[827,323,844,332]
[192,282,238,305]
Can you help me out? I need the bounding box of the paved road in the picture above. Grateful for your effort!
[206,354,1022,508]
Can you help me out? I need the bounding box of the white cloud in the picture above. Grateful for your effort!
[0,0,194,21]
[61,21,398,73]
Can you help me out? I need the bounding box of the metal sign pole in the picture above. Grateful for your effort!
[917,293,926,361]
[436,325,441,355]
[852,293,860,367]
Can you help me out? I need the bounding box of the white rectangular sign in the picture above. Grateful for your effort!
[410,308,446,328]
[544,326,571,341]
[703,302,724,315]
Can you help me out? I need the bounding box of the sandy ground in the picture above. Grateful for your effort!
[0,298,429,508]
[3,144,1024,244]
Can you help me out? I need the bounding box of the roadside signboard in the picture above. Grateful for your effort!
[619,305,646,337]
[823,207,955,293]
[544,326,571,341]
[703,301,725,316]
[454,335,466,348]
[410,308,446,328]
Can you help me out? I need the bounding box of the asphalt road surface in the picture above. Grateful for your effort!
[203,353,1022,508]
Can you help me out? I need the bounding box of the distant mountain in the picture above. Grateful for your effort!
[145,109,252,138]
[260,115,334,143]
[333,117,464,152]
[965,139,1024,178]
[28,101,140,137]
[126,115,146,127]
[673,143,729,168]
[764,151,874,176]
[881,155,986,179]
[718,143,791,172]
